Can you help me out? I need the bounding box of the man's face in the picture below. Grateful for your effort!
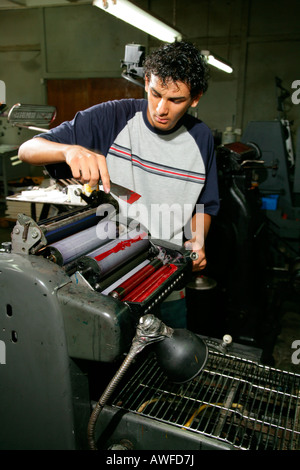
[145,74,202,132]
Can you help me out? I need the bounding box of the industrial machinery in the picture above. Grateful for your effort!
[240,77,300,262]
[240,119,300,303]
[197,130,300,355]
[97,345,300,451]
[0,194,299,451]
[0,197,193,450]
[242,120,300,217]
[121,43,145,88]
[197,141,271,347]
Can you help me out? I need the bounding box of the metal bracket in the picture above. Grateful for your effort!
[11,214,47,255]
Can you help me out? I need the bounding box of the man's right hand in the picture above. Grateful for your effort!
[64,145,110,192]
[18,138,111,193]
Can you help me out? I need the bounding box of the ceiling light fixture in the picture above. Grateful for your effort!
[201,50,233,74]
[93,0,182,43]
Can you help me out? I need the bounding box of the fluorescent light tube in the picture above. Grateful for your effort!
[201,50,233,74]
[93,0,182,43]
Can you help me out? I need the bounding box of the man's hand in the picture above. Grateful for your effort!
[184,240,207,272]
[64,145,110,192]
[18,138,111,193]
[184,212,211,272]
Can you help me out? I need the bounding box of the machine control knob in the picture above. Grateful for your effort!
[222,334,232,348]
[1,241,12,252]
[190,251,199,261]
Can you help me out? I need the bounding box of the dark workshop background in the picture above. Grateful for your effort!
[0,0,299,371]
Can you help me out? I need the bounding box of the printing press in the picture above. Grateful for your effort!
[0,196,300,451]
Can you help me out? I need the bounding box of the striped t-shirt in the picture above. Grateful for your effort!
[39,99,219,244]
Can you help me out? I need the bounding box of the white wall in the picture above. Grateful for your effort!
[0,0,299,149]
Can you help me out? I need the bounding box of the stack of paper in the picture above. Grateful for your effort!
[5,200,44,220]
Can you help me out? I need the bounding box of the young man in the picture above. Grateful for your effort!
[18,41,219,327]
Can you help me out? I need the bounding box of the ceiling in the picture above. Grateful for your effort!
[0,0,92,9]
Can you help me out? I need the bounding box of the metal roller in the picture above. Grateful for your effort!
[79,229,150,278]
[47,220,118,266]
[109,258,163,299]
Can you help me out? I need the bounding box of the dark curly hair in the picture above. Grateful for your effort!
[143,41,209,98]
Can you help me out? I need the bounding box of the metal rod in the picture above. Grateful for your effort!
[109,351,300,450]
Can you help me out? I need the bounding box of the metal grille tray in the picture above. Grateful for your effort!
[109,349,300,450]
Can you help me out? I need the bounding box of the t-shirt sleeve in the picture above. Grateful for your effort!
[198,136,220,216]
[194,128,220,216]
[34,99,144,180]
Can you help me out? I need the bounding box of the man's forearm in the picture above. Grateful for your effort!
[190,212,211,250]
[185,212,211,271]
[18,137,69,166]
[18,137,111,190]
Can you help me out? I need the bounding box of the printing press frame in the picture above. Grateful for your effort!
[0,202,193,450]
[2,201,299,451]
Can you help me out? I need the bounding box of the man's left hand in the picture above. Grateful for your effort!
[184,241,207,272]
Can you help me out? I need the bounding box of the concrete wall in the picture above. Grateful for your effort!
[0,0,299,149]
